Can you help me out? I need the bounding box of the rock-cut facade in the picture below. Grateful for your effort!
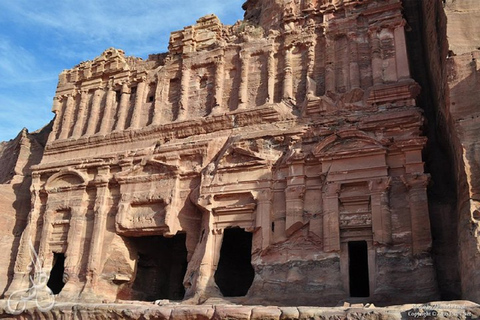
[5,0,440,306]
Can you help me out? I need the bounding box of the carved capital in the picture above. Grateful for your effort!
[323,182,340,196]
[285,185,305,199]
[212,228,223,235]
[258,188,273,201]
[239,49,250,61]
[401,173,430,190]
[369,177,392,193]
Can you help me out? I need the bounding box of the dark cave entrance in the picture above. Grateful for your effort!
[47,253,65,294]
[348,241,370,297]
[130,233,188,301]
[214,227,255,297]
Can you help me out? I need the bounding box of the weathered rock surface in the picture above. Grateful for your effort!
[444,0,480,55]
[0,125,50,296]
[1,0,480,318]
[0,300,479,320]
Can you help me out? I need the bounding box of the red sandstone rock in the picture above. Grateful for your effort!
[2,0,480,316]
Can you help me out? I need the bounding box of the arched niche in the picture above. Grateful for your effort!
[45,169,87,191]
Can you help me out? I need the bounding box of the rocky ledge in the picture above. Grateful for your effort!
[0,300,479,319]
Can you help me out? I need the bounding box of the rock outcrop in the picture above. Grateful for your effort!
[0,125,50,296]
[1,0,480,316]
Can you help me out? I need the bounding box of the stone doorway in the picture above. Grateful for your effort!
[214,227,254,297]
[130,233,188,301]
[47,253,65,294]
[348,241,370,297]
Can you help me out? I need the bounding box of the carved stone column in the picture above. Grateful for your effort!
[99,84,116,135]
[85,88,105,136]
[285,159,305,236]
[47,96,64,143]
[177,61,190,120]
[348,32,361,89]
[402,174,432,255]
[83,166,110,295]
[381,28,397,83]
[152,75,168,125]
[58,94,76,140]
[130,77,147,129]
[37,209,54,265]
[211,55,225,115]
[238,50,250,109]
[306,41,317,96]
[5,178,44,295]
[370,28,383,86]
[62,206,86,297]
[323,182,340,252]
[369,177,392,245]
[394,23,410,80]
[325,36,336,93]
[283,46,294,100]
[257,188,272,249]
[193,225,224,301]
[114,83,131,131]
[71,90,89,138]
[267,50,275,102]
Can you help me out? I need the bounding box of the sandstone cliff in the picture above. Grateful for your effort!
[1,0,480,316]
[0,125,50,296]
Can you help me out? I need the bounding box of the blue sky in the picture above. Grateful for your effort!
[0,0,245,142]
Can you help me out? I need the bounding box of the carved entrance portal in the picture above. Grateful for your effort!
[47,253,66,294]
[348,241,370,297]
[214,228,254,297]
[130,234,188,301]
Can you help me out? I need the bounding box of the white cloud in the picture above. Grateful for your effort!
[3,0,244,56]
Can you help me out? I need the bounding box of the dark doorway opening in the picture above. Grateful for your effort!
[47,253,65,294]
[214,228,254,297]
[348,241,370,297]
[130,233,188,301]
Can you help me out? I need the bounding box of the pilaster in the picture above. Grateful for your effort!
[369,27,383,86]
[130,76,147,129]
[211,55,225,115]
[257,188,273,249]
[323,182,340,252]
[114,82,131,131]
[58,94,76,140]
[369,177,392,245]
[283,47,294,100]
[85,88,105,136]
[401,174,432,255]
[99,83,116,134]
[238,49,250,109]
[177,60,190,120]
[71,90,89,138]
[83,166,110,296]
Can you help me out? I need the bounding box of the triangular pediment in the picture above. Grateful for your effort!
[218,147,266,168]
[323,138,383,155]
[313,131,385,159]
[116,159,179,179]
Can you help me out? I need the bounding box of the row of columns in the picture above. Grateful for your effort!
[48,23,411,143]
[322,23,410,95]
[6,168,112,299]
[50,77,154,142]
